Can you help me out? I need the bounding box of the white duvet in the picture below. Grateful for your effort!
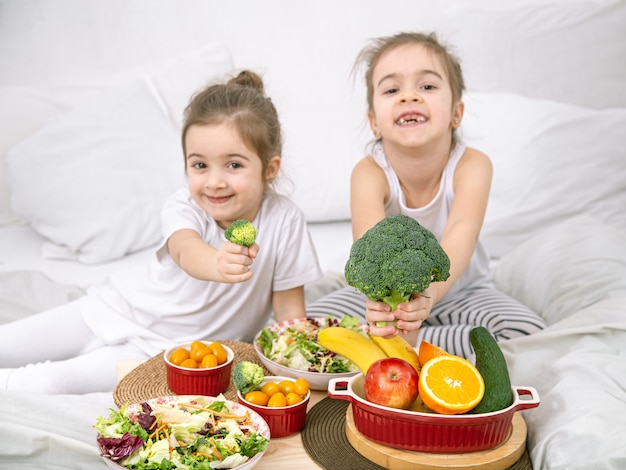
[495,216,626,469]
[1,216,625,469]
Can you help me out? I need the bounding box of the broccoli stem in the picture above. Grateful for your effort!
[382,288,412,312]
[374,289,412,327]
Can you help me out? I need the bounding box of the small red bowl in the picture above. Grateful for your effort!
[237,376,310,438]
[163,341,234,396]
[328,373,540,453]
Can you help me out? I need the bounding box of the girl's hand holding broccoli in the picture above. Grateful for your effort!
[217,219,260,283]
[366,290,434,344]
[216,241,259,283]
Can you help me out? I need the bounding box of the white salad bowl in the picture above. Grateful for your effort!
[253,317,364,391]
[97,395,270,470]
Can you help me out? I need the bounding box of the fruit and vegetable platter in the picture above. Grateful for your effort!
[323,325,540,454]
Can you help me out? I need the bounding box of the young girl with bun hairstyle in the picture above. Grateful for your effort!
[0,70,322,393]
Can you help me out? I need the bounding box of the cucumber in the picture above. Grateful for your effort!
[469,327,514,413]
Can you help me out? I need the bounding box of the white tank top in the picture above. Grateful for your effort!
[371,142,491,299]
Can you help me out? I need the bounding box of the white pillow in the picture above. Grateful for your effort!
[0,42,232,227]
[441,0,626,109]
[7,77,183,264]
[493,215,626,325]
[460,91,626,260]
[0,87,99,226]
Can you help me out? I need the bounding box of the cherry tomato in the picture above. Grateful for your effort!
[190,341,207,352]
[286,392,303,406]
[261,381,280,397]
[267,392,287,408]
[293,378,310,396]
[200,353,218,368]
[169,348,190,366]
[190,344,210,362]
[179,358,198,369]
[208,342,228,365]
[278,380,295,395]
[245,390,269,406]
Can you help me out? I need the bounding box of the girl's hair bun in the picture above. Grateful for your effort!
[228,70,265,95]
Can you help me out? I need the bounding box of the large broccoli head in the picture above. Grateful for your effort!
[224,219,257,247]
[344,214,450,313]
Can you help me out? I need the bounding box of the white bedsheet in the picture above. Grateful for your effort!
[494,216,626,469]
[0,390,114,469]
[0,226,155,289]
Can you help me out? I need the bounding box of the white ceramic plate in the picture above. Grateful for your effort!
[253,317,364,391]
[98,395,270,470]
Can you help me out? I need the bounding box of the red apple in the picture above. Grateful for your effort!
[364,358,419,409]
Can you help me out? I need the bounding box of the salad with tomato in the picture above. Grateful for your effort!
[256,315,364,374]
[94,395,269,470]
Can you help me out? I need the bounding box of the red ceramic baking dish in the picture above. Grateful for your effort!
[328,374,540,453]
[237,376,311,438]
[163,341,234,396]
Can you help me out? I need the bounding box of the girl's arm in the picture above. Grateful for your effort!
[272,286,307,322]
[167,228,258,283]
[426,147,492,304]
[350,156,390,240]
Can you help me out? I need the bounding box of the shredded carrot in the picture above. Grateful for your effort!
[148,422,170,441]
[211,444,223,461]
[194,452,213,458]
[192,446,222,461]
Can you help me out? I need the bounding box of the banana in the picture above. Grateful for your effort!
[368,333,421,374]
[317,326,387,374]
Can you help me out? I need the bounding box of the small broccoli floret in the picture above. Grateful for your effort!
[344,214,450,326]
[224,220,257,247]
[233,360,265,395]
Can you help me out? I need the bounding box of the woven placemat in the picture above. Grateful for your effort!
[113,340,269,407]
[301,397,533,470]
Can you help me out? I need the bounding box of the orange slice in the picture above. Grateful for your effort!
[418,340,449,367]
[418,355,485,415]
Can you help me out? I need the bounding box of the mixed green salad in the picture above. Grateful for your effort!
[256,315,364,374]
[94,395,268,470]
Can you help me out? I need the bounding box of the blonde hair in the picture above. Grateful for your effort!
[181,70,282,177]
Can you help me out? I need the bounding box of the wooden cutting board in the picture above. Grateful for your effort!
[345,405,527,470]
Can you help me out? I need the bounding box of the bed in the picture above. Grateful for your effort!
[1,0,625,468]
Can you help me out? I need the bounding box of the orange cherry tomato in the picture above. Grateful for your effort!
[261,381,280,397]
[190,344,210,363]
[179,358,198,369]
[267,392,287,408]
[245,390,270,407]
[293,378,310,396]
[286,392,303,406]
[208,342,228,365]
[200,353,218,369]
[190,341,207,352]
[278,380,295,395]
[169,348,190,366]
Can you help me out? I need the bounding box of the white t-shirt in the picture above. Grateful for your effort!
[371,142,491,301]
[81,188,322,355]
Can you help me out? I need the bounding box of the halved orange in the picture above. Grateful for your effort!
[418,355,485,415]
[418,340,449,367]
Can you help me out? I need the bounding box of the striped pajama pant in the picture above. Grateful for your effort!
[306,285,546,359]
